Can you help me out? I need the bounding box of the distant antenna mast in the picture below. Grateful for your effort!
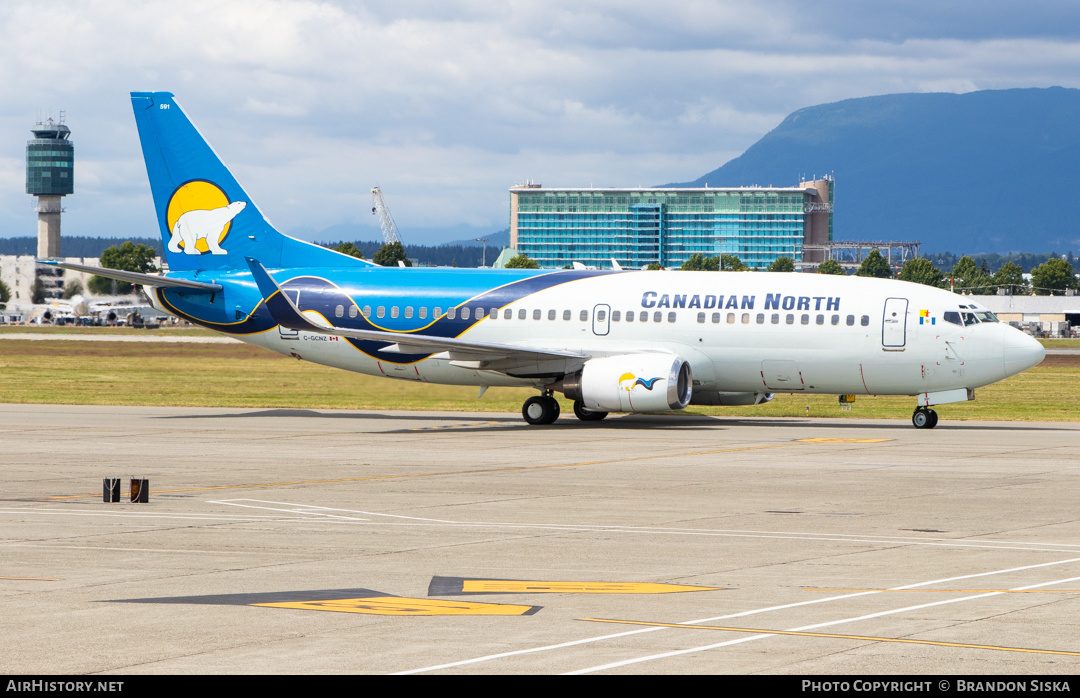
[371,185,402,244]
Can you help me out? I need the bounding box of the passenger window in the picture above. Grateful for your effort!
[348,306,358,318]
[943,311,962,326]
[490,308,498,319]
[831,314,839,325]
[860,315,870,326]
[697,312,706,324]
[771,313,780,324]
[816,314,824,325]
[786,314,794,325]
[363,305,372,318]
[519,309,527,320]
[447,307,456,319]
[668,312,677,323]
[419,307,427,319]
[376,306,385,318]
[741,313,750,324]
[533,309,541,320]
[548,309,556,320]
[580,309,589,321]
[801,314,809,325]
[563,309,571,320]
[640,311,649,322]
[391,306,400,318]
[625,311,634,323]
[727,313,736,324]
[504,309,512,320]
[653,311,662,323]
[846,314,855,326]
[404,307,414,319]
[434,307,442,318]
[711,312,720,323]
[756,313,765,324]
[612,311,621,322]
[597,310,607,322]
[335,305,344,318]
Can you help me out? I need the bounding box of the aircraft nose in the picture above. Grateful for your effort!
[1003,329,1045,376]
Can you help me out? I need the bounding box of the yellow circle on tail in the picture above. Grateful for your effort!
[166,181,232,254]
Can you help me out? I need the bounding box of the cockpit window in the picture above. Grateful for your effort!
[943,311,962,326]
[975,311,999,323]
[962,312,979,326]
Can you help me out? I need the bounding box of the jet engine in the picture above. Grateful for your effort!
[561,353,692,413]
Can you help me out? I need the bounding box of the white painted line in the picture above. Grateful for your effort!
[565,569,1080,674]
[208,500,1080,553]
[400,556,1080,675]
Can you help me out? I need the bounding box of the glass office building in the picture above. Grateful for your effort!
[509,179,832,270]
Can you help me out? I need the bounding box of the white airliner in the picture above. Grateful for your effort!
[43,93,1046,429]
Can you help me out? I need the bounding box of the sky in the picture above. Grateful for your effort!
[2,0,1079,246]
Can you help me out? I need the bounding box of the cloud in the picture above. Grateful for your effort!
[0,1,1078,242]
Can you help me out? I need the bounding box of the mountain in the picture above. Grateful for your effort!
[669,88,1080,254]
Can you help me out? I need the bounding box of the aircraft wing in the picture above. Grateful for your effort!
[38,260,222,292]
[245,258,588,370]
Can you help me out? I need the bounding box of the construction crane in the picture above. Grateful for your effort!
[370,186,402,245]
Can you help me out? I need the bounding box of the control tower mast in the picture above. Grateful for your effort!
[27,114,74,259]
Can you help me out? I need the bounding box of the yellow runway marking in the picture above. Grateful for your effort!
[256,596,539,616]
[47,441,805,500]
[582,618,1080,657]
[806,588,1080,594]
[460,580,720,594]
[798,438,893,443]
[0,576,60,581]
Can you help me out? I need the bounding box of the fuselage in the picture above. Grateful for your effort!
[149,267,1046,402]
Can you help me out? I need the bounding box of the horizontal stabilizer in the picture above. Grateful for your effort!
[37,260,222,292]
[245,257,586,364]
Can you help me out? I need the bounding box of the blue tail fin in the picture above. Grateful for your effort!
[131,92,370,272]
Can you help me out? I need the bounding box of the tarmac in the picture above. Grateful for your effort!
[2,403,1079,675]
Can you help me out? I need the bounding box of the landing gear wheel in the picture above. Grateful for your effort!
[522,395,560,425]
[912,407,938,429]
[573,400,608,422]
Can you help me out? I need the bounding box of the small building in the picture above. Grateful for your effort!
[969,294,1080,337]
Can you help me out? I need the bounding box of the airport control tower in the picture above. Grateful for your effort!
[26,115,74,259]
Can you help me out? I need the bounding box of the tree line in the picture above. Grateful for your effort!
[674,251,1078,296]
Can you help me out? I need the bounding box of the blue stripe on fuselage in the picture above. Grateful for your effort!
[157,266,619,363]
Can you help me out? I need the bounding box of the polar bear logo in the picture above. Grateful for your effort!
[168,200,246,255]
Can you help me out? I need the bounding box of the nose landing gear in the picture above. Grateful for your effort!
[522,391,561,425]
[912,407,939,429]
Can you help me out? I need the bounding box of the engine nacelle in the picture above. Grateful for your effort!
[562,354,692,413]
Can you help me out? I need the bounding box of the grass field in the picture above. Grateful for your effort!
[0,336,1076,422]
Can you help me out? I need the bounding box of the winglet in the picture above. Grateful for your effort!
[245,258,329,332]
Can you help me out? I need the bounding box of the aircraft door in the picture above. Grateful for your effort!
[592,304,611,336]
[882,298,908,349]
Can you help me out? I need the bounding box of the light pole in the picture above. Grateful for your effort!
[476,238,489,267]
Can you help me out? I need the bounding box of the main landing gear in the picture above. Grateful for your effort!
[521,393,611,425]
[912,406,939,429]
[573,400,608,422]
[522,392,560,425]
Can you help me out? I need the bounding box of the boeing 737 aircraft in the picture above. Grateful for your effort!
[43,92,1046,428]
